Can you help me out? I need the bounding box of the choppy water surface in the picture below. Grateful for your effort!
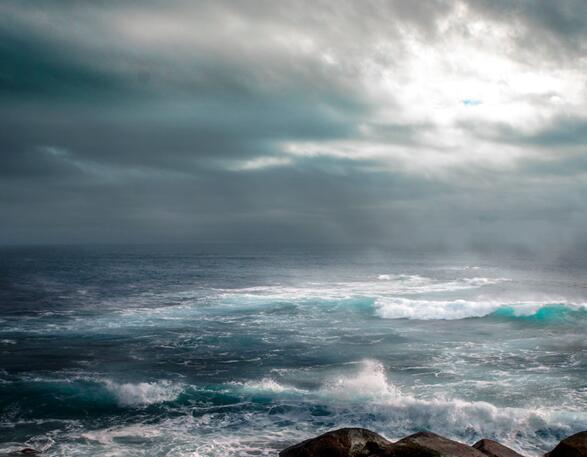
[1,245,586,456]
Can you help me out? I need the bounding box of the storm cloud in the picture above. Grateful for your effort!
[1,0,586,255]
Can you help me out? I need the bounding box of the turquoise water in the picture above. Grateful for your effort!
[0,245,586,456]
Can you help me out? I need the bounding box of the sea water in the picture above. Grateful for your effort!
[0,245,586,456]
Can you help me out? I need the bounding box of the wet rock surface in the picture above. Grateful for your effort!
[281,428,587,457]
[546,431,587,457]
[394,432,487,457]
[279,428,395,457]
[473,439,525,457]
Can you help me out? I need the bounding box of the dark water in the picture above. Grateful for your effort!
[1,245,586,456]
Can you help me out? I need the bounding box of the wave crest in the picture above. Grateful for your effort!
[102,380,184,406]
[374,298,586,320]
[232,360,587,454]
[217,274,507,304]
[323,360,401,400]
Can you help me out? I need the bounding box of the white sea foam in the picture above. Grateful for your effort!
[20,273,514,334]
[234,378,308,394]
[322,359,401,400]
[374,297,501,320]
[216,274,508,305]
[82,425,163,444]
[243,378,297,393]
[374,297,586,320]
[234,360,587,455]
[102,380,183,406]
[75,415,298,457]
[12,372,185,407]
[344,361,586,452]
[29,362,587,456]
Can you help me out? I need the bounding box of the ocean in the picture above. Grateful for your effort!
[0,245,586,456]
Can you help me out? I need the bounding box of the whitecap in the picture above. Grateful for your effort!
[214,274,508,307]
[102,380,184,406]
[374,297,586,320]
[229,360,587,455]
[82,425,162,444]
[232,378,308,394]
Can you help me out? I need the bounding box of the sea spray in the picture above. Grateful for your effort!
[2,246,587,456]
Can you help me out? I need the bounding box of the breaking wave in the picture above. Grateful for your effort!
[0,376,186,416]
[5,362,586,456]
[374,298,587,320]
[229,360,587,455]
[215,274,508,305]
[102,380,184,406]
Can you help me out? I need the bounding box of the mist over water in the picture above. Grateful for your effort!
[1,245,586,456]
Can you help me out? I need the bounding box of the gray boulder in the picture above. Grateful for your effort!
[473,439,525,457]
[279,428,395,457]
[546,432,587,457]
[280,429,534,457]
[393,432,487,457]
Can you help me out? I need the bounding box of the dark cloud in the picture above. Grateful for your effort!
[0,0,586,255]
[468,0,587,59]
[461,115,587,148]
[505,116,587,147]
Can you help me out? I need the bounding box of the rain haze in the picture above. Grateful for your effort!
[3,3,587,456]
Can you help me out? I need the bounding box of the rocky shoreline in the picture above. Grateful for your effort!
[280,428,587,457]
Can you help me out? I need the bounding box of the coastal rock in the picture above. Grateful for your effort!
[473,439,525,457]
[280,429,587,457]
[392,432,486,457]
[279,428,395,457]
[546,431,587,457]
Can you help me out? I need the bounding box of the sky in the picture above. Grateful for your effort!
[1,0,586,254]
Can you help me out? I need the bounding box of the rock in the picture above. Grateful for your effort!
[394,432,487,457]
[280,429,533,457]
[546,431,587,457]
[279,427,395,457]
[15,450,40,456]
[473,439,525,457]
